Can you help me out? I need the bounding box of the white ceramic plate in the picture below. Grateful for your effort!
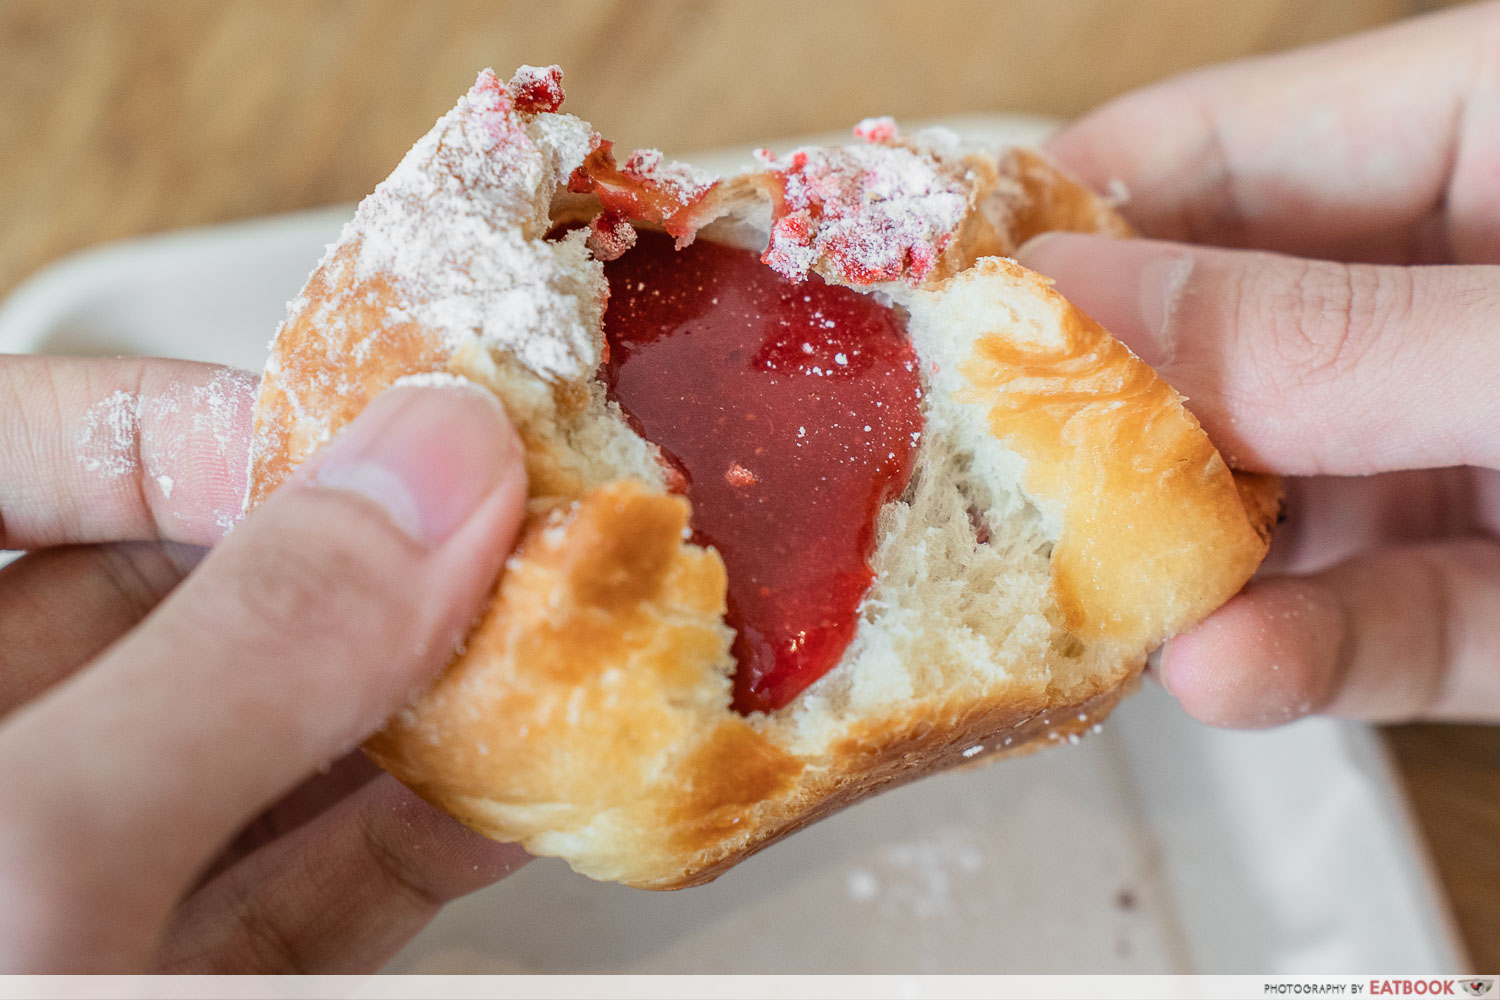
[0,117,1469,973]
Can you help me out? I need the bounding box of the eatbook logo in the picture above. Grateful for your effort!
[1462,980,1494,998]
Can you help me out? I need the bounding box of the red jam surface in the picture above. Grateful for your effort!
[602,230,924,714]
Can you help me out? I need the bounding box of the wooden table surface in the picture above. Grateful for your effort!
[2,0,1494,970]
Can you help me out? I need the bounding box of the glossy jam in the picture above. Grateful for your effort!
[602,230,923,713]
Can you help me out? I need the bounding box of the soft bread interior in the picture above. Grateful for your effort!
[766,283,1061,757]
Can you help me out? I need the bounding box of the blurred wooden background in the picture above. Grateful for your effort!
[1,0,1493,968]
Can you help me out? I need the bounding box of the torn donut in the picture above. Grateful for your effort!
[249,66,1279,889]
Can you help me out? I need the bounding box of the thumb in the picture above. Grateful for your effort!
[1016,232,1500,475]
[0,380,527,969]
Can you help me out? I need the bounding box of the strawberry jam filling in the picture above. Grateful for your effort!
[602,230,924,714]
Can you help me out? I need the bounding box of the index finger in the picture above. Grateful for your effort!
[1045,3,1500,264]
[0,356,255,549]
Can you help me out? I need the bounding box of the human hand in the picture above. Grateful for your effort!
[1017,3,1500,727]
[0,357,529,971]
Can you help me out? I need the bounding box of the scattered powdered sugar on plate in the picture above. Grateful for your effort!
[845,867,881,901]
[842,829,986,920]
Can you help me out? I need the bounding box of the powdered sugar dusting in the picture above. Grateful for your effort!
[618,148,717,210]
[388,370,506,418]
[587,211,638,261]
[509,64,565,114]
[853,116,898,144]
[757,140,968,286]
[390,371,477,391]
[77,390,144,478]
[336,66,601,381]
[569,141,720,255]
[76,368,256,531]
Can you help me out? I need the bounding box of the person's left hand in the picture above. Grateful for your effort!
[0,355,531,972]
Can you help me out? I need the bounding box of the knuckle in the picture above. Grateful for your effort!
[154,872,314,974]
[91,543,187,624]
[357,808,447,912]
[224,877,315,974]
[1446,265,1500,322]
[1185,103,1246,242]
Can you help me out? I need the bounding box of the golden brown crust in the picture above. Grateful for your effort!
[1232,470,1286,548]
[251,78,1277,888]
[939,146,1135,275]
[367,465,1139,888]
[251,242,449,505]
[660,678,1135,889]
[365,483,787,881]
[994,147,1137,248]
[949,258,1272,646]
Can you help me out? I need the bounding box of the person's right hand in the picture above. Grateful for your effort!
[1016,2,1500,727]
